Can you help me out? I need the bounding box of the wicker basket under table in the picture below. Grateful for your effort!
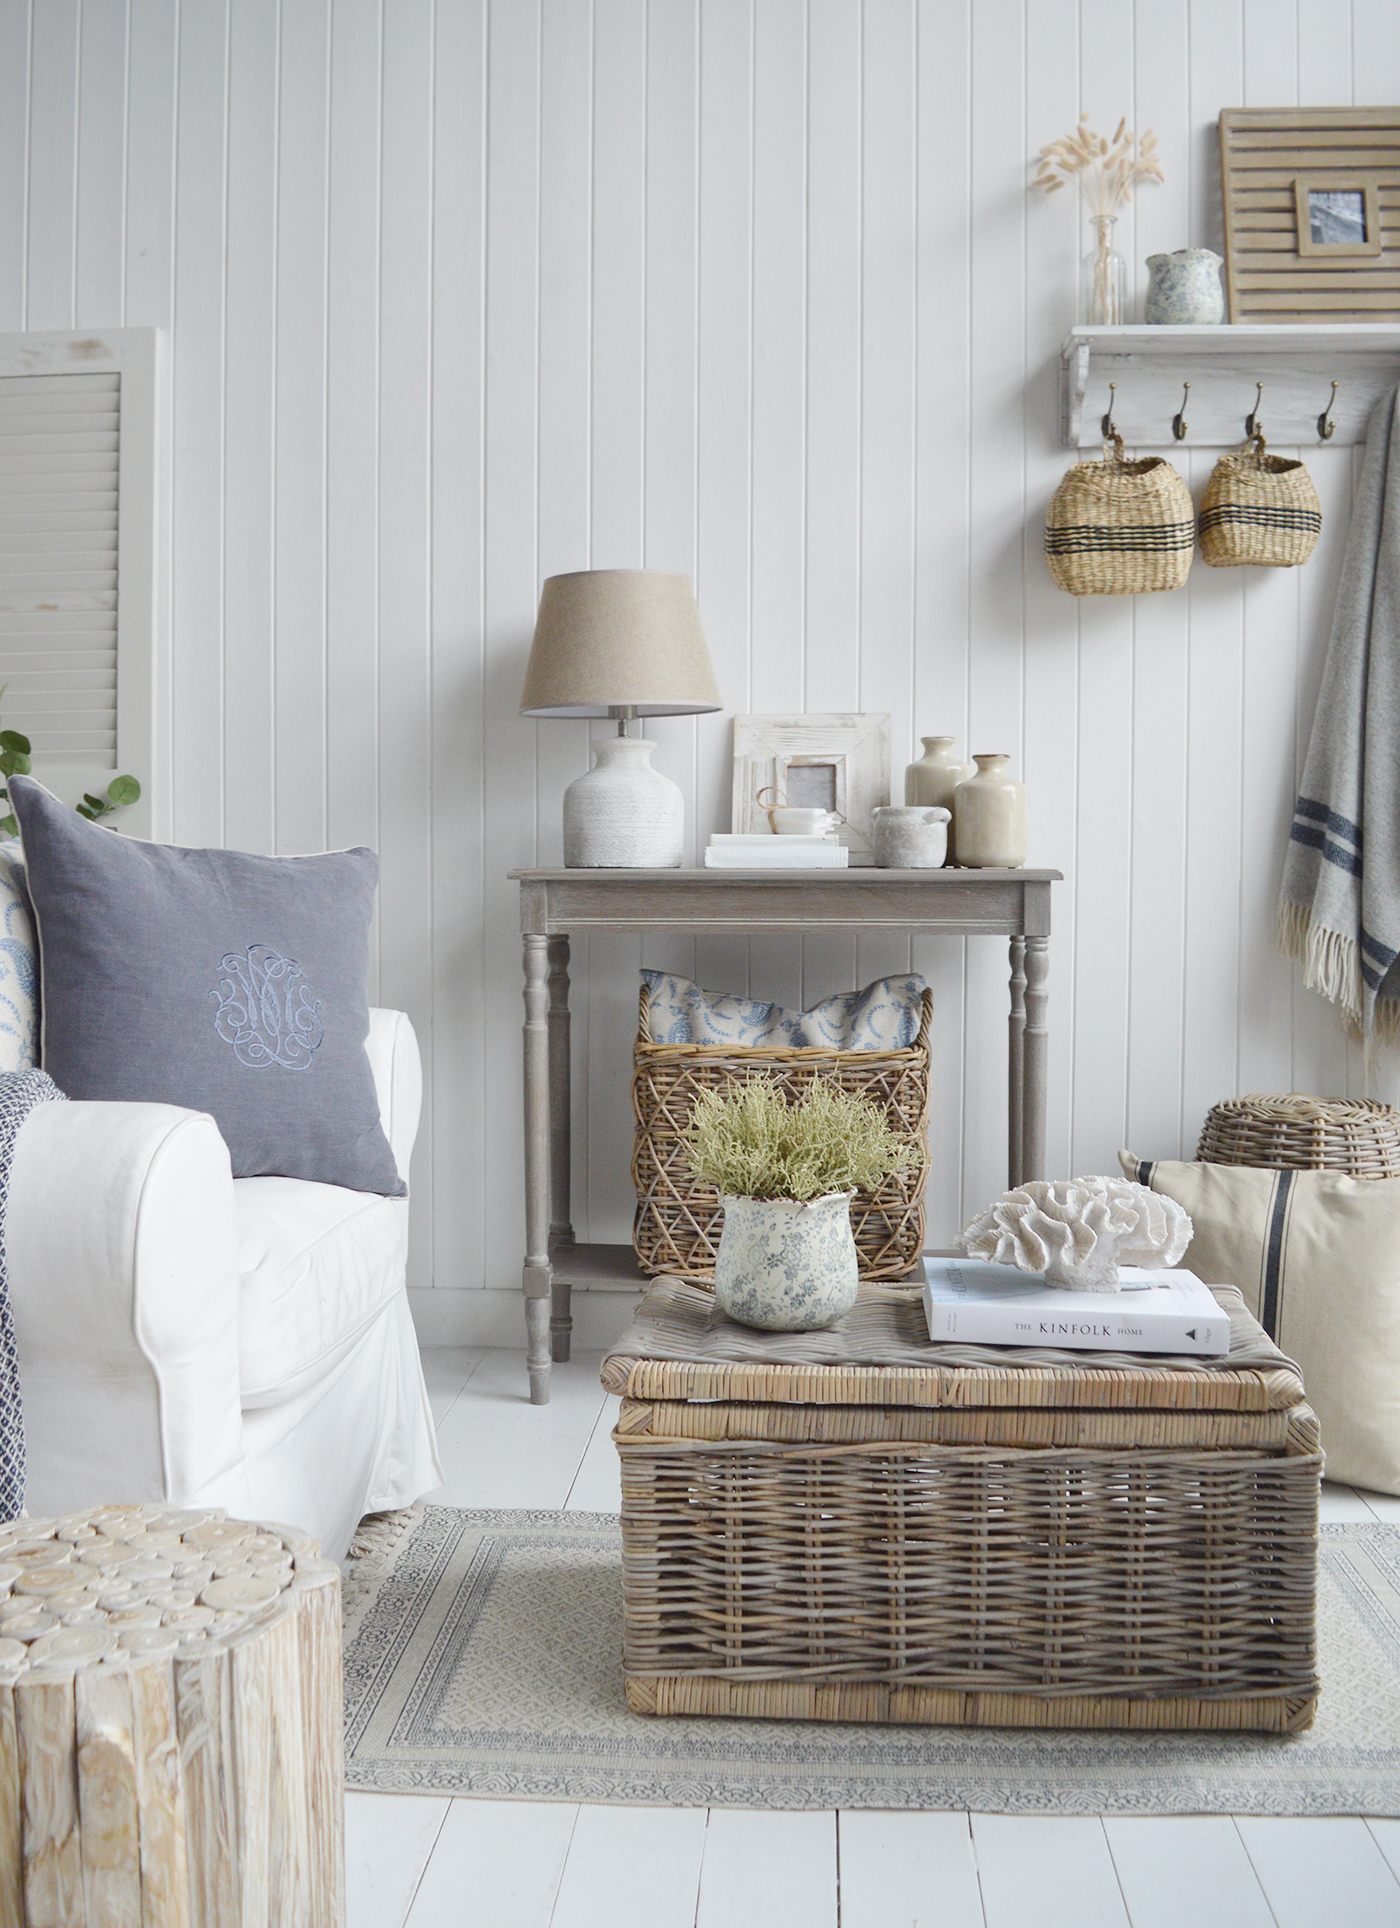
[601,1278,1321,1733]
[631,983,933,1282]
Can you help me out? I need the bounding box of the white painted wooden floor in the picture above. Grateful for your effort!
[346,1346,1400,1928]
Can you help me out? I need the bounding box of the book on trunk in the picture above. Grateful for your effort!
[921,1256,1230,1357]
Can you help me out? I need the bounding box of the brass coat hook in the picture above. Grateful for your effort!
[1318,381,1339,441]
[1100,381,1118,441]
[1172,382,1190,442]
[1244,382,1264,439]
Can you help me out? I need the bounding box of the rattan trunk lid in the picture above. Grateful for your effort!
[600,1277,1306,1416]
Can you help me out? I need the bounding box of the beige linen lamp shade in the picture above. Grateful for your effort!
[519,570,721,718]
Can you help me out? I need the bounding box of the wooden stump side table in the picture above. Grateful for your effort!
[0,1502,344,1928]
[509,866,1061,1405]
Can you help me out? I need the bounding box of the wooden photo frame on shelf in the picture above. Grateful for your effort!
[731,714,890,864]
[1219,108,1400,321]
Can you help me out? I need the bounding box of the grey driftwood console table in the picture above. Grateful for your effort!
[509,866,1061,1404]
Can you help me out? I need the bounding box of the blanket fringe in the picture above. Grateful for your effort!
[1277,900,1400,1054]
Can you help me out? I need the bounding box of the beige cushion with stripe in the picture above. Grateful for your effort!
[1121,1151,1400,1495]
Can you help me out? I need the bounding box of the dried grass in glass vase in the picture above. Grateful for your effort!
[1034,114,1164,324]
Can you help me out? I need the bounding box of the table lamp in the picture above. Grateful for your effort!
[520,569,721,867]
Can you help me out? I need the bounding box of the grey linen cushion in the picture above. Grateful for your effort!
[10,777,404,1196]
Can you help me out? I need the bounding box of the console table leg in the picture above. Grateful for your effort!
[1008,936,1026,1188]
[522,933,553,1403]
[1022,936,1050,1182]
[547,936,574,1364]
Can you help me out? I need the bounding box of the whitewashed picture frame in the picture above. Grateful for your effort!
[731,714,891,864]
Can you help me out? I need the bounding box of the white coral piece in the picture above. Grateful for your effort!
[959,1176,1192,1292]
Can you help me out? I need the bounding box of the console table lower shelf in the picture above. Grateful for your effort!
[510,864,1061,1404]
[600,1278,1321,1732]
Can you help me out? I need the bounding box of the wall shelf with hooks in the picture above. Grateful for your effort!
[1061,324,1400,449]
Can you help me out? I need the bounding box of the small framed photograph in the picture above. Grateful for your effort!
[1293,178,1382,258]
[730,714,890,863]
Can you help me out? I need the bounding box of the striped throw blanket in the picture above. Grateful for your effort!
[0,1070,66,1520]
[1280,386,1400,1042]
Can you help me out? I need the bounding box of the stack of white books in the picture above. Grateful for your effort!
[703,833,849,870]
[921,1255,1230,1357]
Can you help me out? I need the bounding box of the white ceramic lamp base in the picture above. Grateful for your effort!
[563,735,684,867]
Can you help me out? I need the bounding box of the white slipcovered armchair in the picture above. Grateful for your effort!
[6,1007,443,1562]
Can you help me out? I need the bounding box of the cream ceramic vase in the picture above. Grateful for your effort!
[713,1192,859,1332]
[952,754,1027,868]
[904,735,973,810]
[563,736,683,867]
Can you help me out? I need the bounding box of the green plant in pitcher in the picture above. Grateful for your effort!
[682,1075,917,1203]
[0,686,141,837]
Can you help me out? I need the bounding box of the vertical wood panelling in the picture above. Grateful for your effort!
[7,0,1384,1304]
[1022,0,1078,1185]
[324,0,381,883]
[124,0,178,329]
[584,0,649,1237]
[1069,0,1136,1176]
[222,0,278,858]
[75,0,127,326]
[26,0,78,329]
[377,0,434,1286]
[0,2,30,332]
[691,0,754,1023]
[273,0,331,859]
[912,0,973,1230]
[639,0,701,1042]
[964,0,1027,1211]
[1179,0,1245,1152]
[743,0,805,1012]
[428,0,487,1284]
[170,0,228,847]
[1125,0,1190,1161]
[799,0,859,1016]
[481,0,541,1281]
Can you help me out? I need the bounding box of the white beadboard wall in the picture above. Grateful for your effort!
[4,0,1399,1340]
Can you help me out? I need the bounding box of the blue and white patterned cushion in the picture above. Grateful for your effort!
[640,970,928,1050]
[0,843,37,1075]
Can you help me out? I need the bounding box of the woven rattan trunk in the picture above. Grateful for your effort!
[602,1279,1321,1733]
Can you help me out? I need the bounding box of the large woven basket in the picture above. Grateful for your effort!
[631,984,933,1282]
[604,1277,1321,1733]
[1199,434,1321,568]
[1196,1092,1400,1177]
[1045,433,1195,597]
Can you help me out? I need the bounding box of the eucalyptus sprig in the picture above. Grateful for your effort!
[0,686,141,838]
[682,1077,917,1204]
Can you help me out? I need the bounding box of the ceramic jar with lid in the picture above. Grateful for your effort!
[904,736,973,811]
[952,755,1027,868]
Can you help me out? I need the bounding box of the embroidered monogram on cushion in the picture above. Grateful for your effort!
[211,946,325,1070]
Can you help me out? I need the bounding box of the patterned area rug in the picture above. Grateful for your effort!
[341,1507,1400,1815]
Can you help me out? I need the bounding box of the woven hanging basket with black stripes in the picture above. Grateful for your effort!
[1199,432,1321,569]
[1044,433,1195,596]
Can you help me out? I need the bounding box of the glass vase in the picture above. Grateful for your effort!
[1080,214,1126,325]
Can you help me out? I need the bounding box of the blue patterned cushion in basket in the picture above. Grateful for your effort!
[0,843,37,1074]
[640,970,928,1050]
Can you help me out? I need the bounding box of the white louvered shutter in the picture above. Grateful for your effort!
[0,369,120,767]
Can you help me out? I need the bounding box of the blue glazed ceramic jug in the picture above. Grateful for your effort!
[1145,249,1225,325]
